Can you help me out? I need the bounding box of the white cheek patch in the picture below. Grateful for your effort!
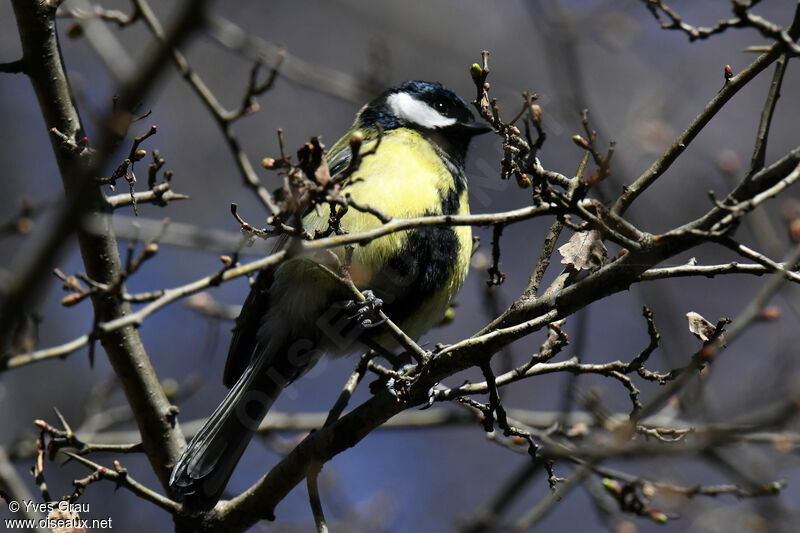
[387,92,457,128]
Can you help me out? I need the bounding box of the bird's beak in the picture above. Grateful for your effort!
[459,121,492,136]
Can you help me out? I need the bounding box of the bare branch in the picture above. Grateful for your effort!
[63,452,180,514]
[133,0,281,217]
[107,184,190,209]
[6,0,206,492]
[614,3,800,214]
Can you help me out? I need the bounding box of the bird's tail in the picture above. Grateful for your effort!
[169,350,295,512]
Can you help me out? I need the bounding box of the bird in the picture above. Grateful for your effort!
[169,80,490,511]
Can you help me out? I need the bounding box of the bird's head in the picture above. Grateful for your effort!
[357,80,491,161]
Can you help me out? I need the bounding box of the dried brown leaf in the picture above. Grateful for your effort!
[686,311,716,342]
[559,230,608,271]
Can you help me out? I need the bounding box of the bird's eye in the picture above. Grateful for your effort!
[435,101,445,111]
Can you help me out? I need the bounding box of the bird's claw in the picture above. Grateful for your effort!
[381,363,415,398]
[345,290,385,329]
[420,384,438,409]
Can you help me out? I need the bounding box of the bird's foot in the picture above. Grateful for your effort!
[345,290,386,329]
[382,364,437,408]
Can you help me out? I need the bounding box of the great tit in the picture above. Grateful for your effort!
[169,80,490,510]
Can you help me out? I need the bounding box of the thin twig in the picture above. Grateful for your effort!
[62,452,180,514]
[613,4,800,214]
[133,0,281,217]
[306,464,329,533]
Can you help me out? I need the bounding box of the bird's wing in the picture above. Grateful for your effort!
[221,138,355,388]
[222,266,274,388]
[326,138,353,180]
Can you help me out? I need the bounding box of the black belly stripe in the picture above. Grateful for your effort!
[369,183,464,326]
[372,224,460,326]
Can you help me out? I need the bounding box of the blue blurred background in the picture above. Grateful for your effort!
[3,1,800,531]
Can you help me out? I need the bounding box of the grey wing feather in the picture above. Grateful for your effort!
[326,145,352,179]
[222,140,353,388]
[222,267,274,388]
